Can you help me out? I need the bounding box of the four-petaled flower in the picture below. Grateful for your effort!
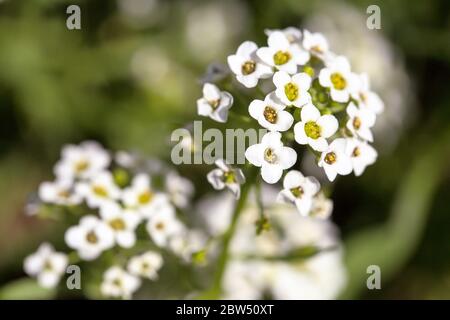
[146,206,184,247]
[197,83,233,123]
[346,138,378,176]
[207,159,246,199]
[39,179,81,206]
[245,132,297,184]
[75,171,121,209]
[319,56,357,103]
[127,251,163,280]
[294,103,338,152]
[318,138,353,182]
[302,30,330,61]
[248,92,294,132]
[346,102,376,142]
[273,71,312,108]
[227,41,273,88]
[101,266,141,300]
[351,73,384,115]
[277,170,320,216]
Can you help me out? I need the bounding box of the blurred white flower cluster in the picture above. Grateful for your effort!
[197,189,345,299]
[198,27,383,219]
[24,141,205,299]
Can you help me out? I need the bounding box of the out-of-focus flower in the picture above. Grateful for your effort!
[346,102,375,142]
[100,202,140,248]
[273,71,312,108]
[146,207,183,247]
[75,171,121,209]
[197,83,233,123]
[310,192,333,220]
[277,170,320,216]
[122,173,169,219]
[23,243,68,288]
[207,159,245,199]
[38,179,81,206]
[248,92,294,132]
[318,138,352,182]
[302,29,330,61]
[165,171,194,209]
[265,27,302,44]
[169,229,208,263]
[245,132,297,184]
[345,138,377,177]
[352,73,384,115]
[294,103,338,152]
[319,56,357,103]
[65,215,115,261]
[257,31,309,74]
[54,141,110,181]
[101,266,141,300]
[227,41,272,88]
[127,251,163,280]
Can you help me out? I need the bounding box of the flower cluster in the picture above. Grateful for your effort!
[24,141,204,299]
[199,27,383,218]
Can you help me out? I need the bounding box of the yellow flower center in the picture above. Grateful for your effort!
[92,185,108,197]
[353,117,362,130]
[155,222,165,230]
[290,186,304,198]
[284,82,299,101]
[330,73,347,90]
[138,190,153,204]
[241,60,256,75]
[311,45,323,54]
[58,189,70,199]
[43,260,53,271]
[109,218,126,231]
[273,50,291,65]
[208,99,220,109]
[352,147,361,157]
[263,106,277,124]
[263,148,277,164]
[324,152,337,165]
[86,231,98,244]
[74,160,89,173]
[304,121,321,139]
[112,278,122,288]
[223,171,236,184]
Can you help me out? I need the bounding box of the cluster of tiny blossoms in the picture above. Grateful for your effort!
[198,27,383,218]
[24,141,203,299]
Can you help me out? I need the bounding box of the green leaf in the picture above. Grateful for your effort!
[0,278,56,300]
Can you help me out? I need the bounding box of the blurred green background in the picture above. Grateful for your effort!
[0,0,449,299]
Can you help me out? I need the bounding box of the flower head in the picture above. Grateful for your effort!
[318,138,352,181]
[245,132,297,184]
[197,83,233,123]
[65,215,115,261]
[207,159,246,199]
[101,266,141,300]
[23,243,68,288]
[294,103,338,152]
[227,41,273,88]
[319,56,357,103]
[277,170,320,216]
[273,71,312,107]
[127,251,163,280]
[248,92,294,132]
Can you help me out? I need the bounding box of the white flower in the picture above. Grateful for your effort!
[310,193,333,220]
[23,243,68,288]
[169,229,207,262]
[65,215,114,261]
[245,131,297,184]
[197,83,233,123]
[318,138,352,182]
[257,31,309,74]
[346,102,376,142]
[318,56,357,103]
[227,41,273,88]
[146,206,184,247]
[351,73,384,115]
[165,171,194,209]
[294,103,338,152]
[273,71,312,107]
[277,170,320,216]
[302,30,330,60]
[207,159,245,199]
[100,266,141,300]
[248,92,294,132]
[346,138,377,176]
[100,202,140,248]
[265,27,302,44]
[75,171,121,209]
[127,251,163,280]
[54,141,110,181]
[38,179,81,206]
[122,173,170,219]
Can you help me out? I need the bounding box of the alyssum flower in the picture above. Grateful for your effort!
[100,202,140,248]
[346,102,376,142]
[75,171,121,209]
[345,138,378,176]
[38,179,81,206]
[23,243,68,288]
[319,56,357,103]
[277,170,320,216]
[227,41,273,88]
[302,29,330,61]
[207,159,246,199]
[273,71,312,108]
[248,92,294,132]
[245,131,297,184]
[318,138,353,182]
[101,266,141,299]
[127,251,163,280]
[197,83,233,123]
